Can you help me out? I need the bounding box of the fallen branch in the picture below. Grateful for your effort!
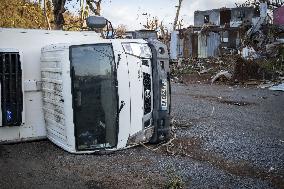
[140,134,177,152]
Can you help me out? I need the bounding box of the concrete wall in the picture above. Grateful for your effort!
[194,10,220,26]
[194,7,256,27]
[230,7,256,22]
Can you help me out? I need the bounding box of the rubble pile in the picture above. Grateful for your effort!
[170,23,284,85]
[234,56,284,82]
[170,55,239,84]
[171,25,284,85]
[170,47,284,85]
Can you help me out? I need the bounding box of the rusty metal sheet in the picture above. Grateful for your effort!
[183,33,191,59]
[192,33,198,58]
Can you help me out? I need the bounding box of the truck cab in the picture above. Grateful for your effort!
[0,28,170,153]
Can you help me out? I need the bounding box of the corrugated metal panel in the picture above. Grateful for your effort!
[170,31,179,60]
[198,32,220,58]
[178,38,184,58]
[183,33,192,59]
[260,3,268,18]
[192,34,198,58]
[207,32,220,57]
[198,33,207,58]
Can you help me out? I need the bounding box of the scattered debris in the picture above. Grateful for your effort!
[241,46,259,60]
[210,106,215,117]
[268,167,275,172]
[219,100,255,106]
[211,71,232,83]
[169,1,284,87]
[257,82,276,89]
[198,68,212,74]
[170,56,237,84]
[244,80,261,85]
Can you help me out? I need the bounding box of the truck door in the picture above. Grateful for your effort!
[124,53,144,136]
[70,44,118,151]
[122,42,153,139]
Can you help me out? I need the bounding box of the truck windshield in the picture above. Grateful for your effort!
[70,44,118,151]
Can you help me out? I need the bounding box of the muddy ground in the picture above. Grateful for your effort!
[0,83,283,189]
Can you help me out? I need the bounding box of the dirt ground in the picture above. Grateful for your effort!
[0,83,283,189]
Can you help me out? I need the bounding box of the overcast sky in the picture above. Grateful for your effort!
[68,0,248,30]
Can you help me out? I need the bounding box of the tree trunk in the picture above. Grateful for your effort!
[52,0,66,30]
[173,0,183,31]
[44,0,51,30]
[95,0,102,16]
[86,0,102,16]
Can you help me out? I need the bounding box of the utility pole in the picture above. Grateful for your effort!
[173,0,183,31]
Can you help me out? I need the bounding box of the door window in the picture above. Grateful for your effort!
[70,44,118,150]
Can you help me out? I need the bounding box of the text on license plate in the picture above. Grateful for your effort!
[161,79,167,111]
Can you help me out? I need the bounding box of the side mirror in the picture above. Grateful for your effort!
[86,16,107,29]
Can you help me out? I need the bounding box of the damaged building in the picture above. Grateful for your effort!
[170,1,283,61]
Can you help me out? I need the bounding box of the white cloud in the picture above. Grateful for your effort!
[95,0,248,30]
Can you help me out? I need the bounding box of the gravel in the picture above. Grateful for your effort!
[0,83,283,189]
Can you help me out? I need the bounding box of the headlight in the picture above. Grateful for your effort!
[122,43,152,58]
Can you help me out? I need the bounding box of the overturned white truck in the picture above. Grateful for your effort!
[0,17,171,153]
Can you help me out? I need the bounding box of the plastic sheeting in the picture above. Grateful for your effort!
[269,83,284,92]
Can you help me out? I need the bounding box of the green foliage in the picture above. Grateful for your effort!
[0,0,47,29]
[63,11,81,31]
[166,166,184,189]
[166,175,184,189]
[0,0,87,31]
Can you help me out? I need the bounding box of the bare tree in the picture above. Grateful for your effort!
[141,15,170,45]
[115,24,127,37]
[86,0,102,16]
[173,0,183,31]
[143,16,159,30]
[44,0,51,30]
[159,21,171,46]
[236,0,284,8]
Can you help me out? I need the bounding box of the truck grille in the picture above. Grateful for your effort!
[143,73,151,115]
[0,52,23,126]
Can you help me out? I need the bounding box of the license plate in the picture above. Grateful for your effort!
[161,79,167,111]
